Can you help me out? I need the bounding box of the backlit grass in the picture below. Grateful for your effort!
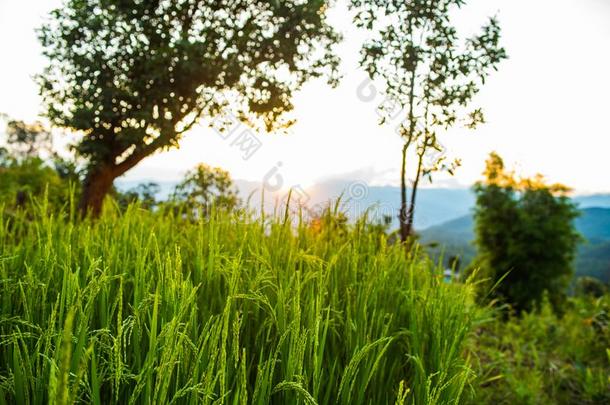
[0,200,481,404]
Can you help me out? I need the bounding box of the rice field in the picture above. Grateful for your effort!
[0,200,482,404]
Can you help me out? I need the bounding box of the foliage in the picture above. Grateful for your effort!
[4,119,52,159]
[469,295,610,405]
[38,0,341,215]
[0,147,8,166]
[0,198,482,404]
[170,164,239,217]
[575,277,608,299]
[0,118,77,211]
[116,182,161,211]
[0,157,67,208]
[52,154,82,183]
[350,0,507,241]
[472,153,581,312]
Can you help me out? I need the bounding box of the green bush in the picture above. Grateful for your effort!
[473,153,580,312]
[469,295,610,404]
[0,157,75,210]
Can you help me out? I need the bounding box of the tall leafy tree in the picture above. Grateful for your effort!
[38,0,340,217]
[350,0,507,242]
[473,153,581,312]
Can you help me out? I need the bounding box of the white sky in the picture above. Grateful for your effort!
[1,0,609,193]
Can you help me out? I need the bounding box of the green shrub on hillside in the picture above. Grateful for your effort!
[473,153,581,312]
[469,295,610,404]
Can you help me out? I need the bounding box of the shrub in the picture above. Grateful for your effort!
[469,295,610,404]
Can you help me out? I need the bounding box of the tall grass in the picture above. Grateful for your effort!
[0,199,481,404]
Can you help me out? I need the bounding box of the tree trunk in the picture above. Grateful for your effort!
[77,137,162,219]
[78,165,116,218]
[405,151,424,238]
[400,65,418,244]
[399,142,409,243]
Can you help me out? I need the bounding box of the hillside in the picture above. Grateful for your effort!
[420,207,610,282]
[574,207,610,243]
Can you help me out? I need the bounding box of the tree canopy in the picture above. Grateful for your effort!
[171,163,239,217]
[38,0,341,216]
[473,153,581,312]
[350,0,507,241]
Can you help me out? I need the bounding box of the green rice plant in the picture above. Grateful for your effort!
[0,199,482,404]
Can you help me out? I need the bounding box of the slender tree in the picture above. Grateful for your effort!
[351,0,507,242]
[38,0,340,217]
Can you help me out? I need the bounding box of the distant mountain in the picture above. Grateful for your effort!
[575,207,610,243]
[576,242,610,282]
[117,178,476,229]
[304,184,610,231]
[305,181,475,229]
[573,194,610,208]
[420,207,610,282]
[420,215,474,245]
[116,178,610,231]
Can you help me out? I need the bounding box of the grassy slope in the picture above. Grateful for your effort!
[468,296,610,405]
[0,201,483,405]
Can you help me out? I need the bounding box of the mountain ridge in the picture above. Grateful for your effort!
[420,207,610,282]
[116,179,610,230]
